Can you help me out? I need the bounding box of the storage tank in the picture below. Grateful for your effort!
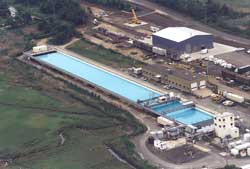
[226,64,233,69]
[208,55,214,59]
[231,148,239,156]
[223,91,245,103]
[221,63,227,68]
[213,58,219,64]
[227,140,242,149]
[156,130,164,139]
[228,142,237,149]
[208,56,214,61]
[243,133,250,142]
[235,143,250,151]
[247,148,250,156]
[240,149,247,157]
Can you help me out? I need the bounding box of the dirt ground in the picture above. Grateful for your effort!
[83,31,149,63]
[141,13,183,28]
[147,143,208,164]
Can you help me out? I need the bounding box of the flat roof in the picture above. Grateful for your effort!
[215,112,233,118]
[215,51,250,68]
[153,27,211,43]
[143,64,205,81]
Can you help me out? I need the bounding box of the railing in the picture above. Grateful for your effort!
[137,94,180,107]
[146,97,180,107]
[137,95,166,104]
[162,103,195,114]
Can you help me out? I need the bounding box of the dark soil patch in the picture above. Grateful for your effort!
[141,13,183,27]
[147,143,208,164]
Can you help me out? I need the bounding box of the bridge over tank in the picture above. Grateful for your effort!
[137,94,180,107]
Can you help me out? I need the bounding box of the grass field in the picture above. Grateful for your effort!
[67,39,143,68]
[0,71,127,169]
[0,57,153,169]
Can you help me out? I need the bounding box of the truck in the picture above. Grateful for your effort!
[211,94,225,103]
[223,100,235,106]
[222,91,245,104]
[231,142,250,157]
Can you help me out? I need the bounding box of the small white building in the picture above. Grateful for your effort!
[154,138,186,151]
[154,139,168,150]
[32,45,48,53]
[214,112,239,139]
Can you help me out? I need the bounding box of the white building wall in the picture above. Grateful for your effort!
[214,112,239,139]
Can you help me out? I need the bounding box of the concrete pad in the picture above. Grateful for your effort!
[185,43,237,61]
[193,88,213,98]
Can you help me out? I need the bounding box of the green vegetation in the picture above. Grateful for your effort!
[0,29,33,57]
[222,165,241,169]
[109,137,156,169]
[67,39,144,68]
[86,0,131,10]
[39,0,87,25]
[0,57,153,169]
[215,0,250,12]
[37,19,80,45]
[151,0,250,38]
[0,0,88,46]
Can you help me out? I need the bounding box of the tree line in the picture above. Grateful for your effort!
[86,0,131,10]
[151,0,241,23]
[150,0,250,38]
[1,0,89,45]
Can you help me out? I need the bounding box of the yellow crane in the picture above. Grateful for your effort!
[131,9,141,24]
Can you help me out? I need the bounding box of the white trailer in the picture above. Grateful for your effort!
[152,47,166,56]
[157,116,174,126]
[223,91,245,104]
[150,26,160,32]
[32,45,48,53]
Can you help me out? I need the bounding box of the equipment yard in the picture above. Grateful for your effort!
[74,1,250,168]
[62,1,250,168]
[147,144,208,164]
[1,0,250,169]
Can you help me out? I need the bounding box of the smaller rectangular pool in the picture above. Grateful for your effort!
[166,108,214,125]
[151,101,182,114]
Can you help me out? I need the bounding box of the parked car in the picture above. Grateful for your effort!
[223,100,235,106]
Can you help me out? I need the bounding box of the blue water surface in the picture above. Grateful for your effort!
[36,52,214,125]
[166,108,213,125]
[151,101,182,113]
[37,52,160,101]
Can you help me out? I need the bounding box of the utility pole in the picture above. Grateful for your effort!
[204,0,209,24]
[52,1,56,19]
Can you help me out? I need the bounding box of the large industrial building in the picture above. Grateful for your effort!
[142,64,207,93]
[152,27,214,60]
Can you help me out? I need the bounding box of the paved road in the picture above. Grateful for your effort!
[131,89,250,168]
[132,106,250,169]
[126,0,250,47]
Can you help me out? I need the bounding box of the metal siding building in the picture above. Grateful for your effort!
[152,27,214,60]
